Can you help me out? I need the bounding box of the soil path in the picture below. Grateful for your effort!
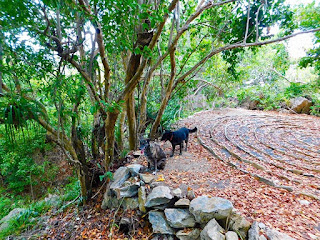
[158,108,320,240]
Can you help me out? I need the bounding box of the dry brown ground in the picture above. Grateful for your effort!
[157,108,320,240]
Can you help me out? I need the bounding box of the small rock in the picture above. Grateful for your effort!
[101,188,121,209]
[145,186,173,208]
[226,231,239,240]
[298,200,310,206]
[127,164,143,176]
[113,181,140,199]
[176,228,200,240]
[200,218,224,240]
[189,195,233,224]
[148,211,175,235]
[140,173,155,184]
[172,188,183,198]
[248,221,259,240]
[164,208,196,228]
[122,197,139,210]
[258,222,266,229]
[186,189,195,200]
[265,227,297,240]
[229,210,251,239]
[110,167,130,189]
[174,198,190,208]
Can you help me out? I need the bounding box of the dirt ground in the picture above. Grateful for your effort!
[143,108,320,240]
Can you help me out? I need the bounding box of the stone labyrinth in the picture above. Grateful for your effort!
[190,109,320,200]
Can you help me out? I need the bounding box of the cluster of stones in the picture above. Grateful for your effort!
[101,164,296,240]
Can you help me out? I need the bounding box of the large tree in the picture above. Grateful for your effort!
[1,0,320,201]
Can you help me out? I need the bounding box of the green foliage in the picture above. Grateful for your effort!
[61,177,81,202]
[99,171,113,182]
[296,2,320,73]
[0,127,56,193]
[284,82,306,98]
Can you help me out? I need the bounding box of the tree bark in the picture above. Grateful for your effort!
[104,111,119,170]
[118,106,126,153]
[150,48,176,139]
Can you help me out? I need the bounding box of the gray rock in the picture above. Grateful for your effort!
[248,221,259,240]
[164,208,196,228]
[176,228,201,240]
[145,186,173,208]
[172,188,183,198]
[229,210,251,239]
[0,208,25,232]
[122,197,139,210]
[113,181,140,199]
[44,194,60,207]
[289,97,312,114]
[152,234,175,240]
[110,167,130,189]
[189,196,233,224]
[175,198,190,208]
[150,181,167,188]
[127,164,144,176]
[226,231,238,240]
[265,227,296,240]
[200,218,224,240]
[139,173,155,184]
[101,188,121,209]
[148,211,175,235]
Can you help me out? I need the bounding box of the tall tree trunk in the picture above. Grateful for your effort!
[150,49,176,139]
[118,106,126,153]
[125,52,142,150]
[104,111,119,169]
[138,69,153,135]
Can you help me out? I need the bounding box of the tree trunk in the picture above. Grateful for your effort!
[126,92,137,150]
[150,88,173,139]
[104,111,119,170]
[125,52,142,150]
[150,49,176,139]
[138,70,152,135]
[118,106,126,153]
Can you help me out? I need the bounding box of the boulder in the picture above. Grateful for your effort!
[127,164,144,176]
[145,186,174,208]
[164,208,196,228]
[138,186,147,213]
[289,97,312,114]
[176,228,201,240]
[113,181,140,199]
[189,196,233,224]
[226,231,239,240]
[110,167,130,190]
[200,218,225,240]
[148,211,175,235]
